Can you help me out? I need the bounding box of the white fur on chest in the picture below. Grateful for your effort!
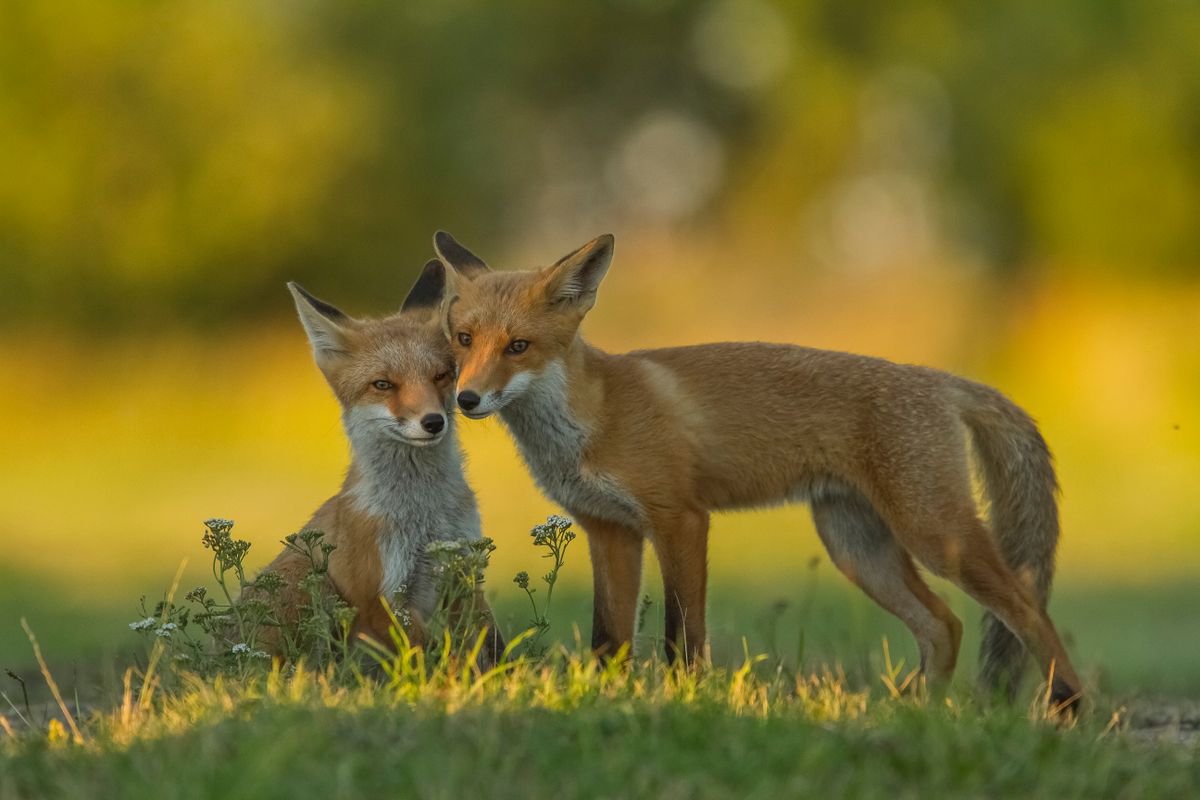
[347,423,481,600]
[500,361,646,531]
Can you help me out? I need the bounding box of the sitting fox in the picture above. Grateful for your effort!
[244,262,503,664]
[432,230,1080,710]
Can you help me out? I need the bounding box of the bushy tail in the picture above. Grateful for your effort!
[955,380,1061,699]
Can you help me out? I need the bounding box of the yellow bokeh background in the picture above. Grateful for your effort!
[2,259,1195,595]
[1,1,1198,691]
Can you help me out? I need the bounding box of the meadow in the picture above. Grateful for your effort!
[4,2,1200,794]
[4,653,1199,799]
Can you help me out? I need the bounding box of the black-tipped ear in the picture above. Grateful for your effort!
[290,282,348,322]
[401,260,446,312]
[542,234,615,311]
[433,231,490,277]
[287,282,351,364]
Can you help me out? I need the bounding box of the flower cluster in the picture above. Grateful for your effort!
[201,517,251,576]
[531,515,575,546]
[425,539,468,555]
[512,514,579,657]
[230,642,269,659]
[128,617,181,638]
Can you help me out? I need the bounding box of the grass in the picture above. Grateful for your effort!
[2,649,1198,799]
[6,572,1200,701]
[1,512,1195,798]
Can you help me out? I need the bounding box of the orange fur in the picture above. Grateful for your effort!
[435,232,1080,709]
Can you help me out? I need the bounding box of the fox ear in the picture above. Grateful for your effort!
[287,282,352,365]
[433,231,490,278]
[401,260,446,312]
[541,234,615,311]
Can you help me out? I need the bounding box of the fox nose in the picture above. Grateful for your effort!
[457,391,481,412]
[420,413,446,434]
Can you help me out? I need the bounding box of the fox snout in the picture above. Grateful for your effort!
[420,413,446,434]
[454,383,517,418]
[455,369,538,418]
[391,403,450,445]
[383,406,449,446]
[345,399,450,450]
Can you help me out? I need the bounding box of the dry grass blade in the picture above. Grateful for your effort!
[138,559,188,713]
[20,617,83,743]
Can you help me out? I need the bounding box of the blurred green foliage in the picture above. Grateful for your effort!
[1,0,1197,330]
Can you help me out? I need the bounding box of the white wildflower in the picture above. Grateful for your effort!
[231,642,251,655]
[128,617,157,631]
[547,514,573,529]
[424,539,466,554]
[155,622,179,637]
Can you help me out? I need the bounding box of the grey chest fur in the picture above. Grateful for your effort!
[350,434,482,602]
[500,376,646,532]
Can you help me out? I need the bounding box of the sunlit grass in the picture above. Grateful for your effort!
[2,644,1196,799]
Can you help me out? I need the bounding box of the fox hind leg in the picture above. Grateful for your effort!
[889,503,1082,711]
[811,490,963,687]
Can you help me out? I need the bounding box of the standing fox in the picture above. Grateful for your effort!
[432,230,1081,709]
[245,262,503,663]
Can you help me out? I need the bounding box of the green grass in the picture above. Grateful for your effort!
[2,654,1197,800]
[4,533,1197,799]
[5,574,1200,705]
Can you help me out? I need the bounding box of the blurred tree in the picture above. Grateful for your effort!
[0,0,1197,331]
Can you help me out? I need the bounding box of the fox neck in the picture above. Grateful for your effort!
[498,335,647,528]
[342,412,480,600]
[341,416,471,519]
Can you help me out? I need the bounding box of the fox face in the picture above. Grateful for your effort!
[289,261,457,448]
[433,231,614,418]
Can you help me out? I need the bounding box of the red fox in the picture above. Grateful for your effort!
[245,262,503,664]
[432,230,1081,709]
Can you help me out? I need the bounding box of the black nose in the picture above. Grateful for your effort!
[457,391,481,411]
[420,413,446,434]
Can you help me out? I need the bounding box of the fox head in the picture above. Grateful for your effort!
[288,261,457,448]
[432,231,614,418]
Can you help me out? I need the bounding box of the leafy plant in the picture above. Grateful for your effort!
[512,514,577,658]
[129,514,581,684]
[129,519,356,680]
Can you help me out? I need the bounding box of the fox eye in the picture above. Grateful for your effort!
[433,370,451,382]
[372,380,393,391]
[457,332,472,347]
[506,339,529,354]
